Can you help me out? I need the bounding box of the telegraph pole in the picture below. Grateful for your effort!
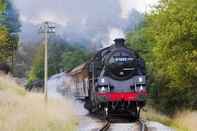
[44,23,48,103]
[39,21,55,103]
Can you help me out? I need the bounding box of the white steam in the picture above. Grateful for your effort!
[107,28,125,47]
[13,0,158,47]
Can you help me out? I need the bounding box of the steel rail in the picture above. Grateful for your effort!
[99,121,111,131]
[138,119,147,131]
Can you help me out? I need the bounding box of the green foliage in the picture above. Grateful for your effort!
[48,41,66,75]
[28,44,44,82]
[62,48,90,71]
[0,26,10,62]
[127,0,197,114]
[0,0,20,63]
[1,0,21,33]
[28,40,91,82]
[0,0,5,13]
[0,0,8,62]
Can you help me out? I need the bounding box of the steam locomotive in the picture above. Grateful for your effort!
[69,38,147,120]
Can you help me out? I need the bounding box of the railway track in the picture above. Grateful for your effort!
[99,119,147,131]
[137,119,147,131]
[99,121,111,131]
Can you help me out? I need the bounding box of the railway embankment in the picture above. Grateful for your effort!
[141,106,197,131]
[0,75,78,131]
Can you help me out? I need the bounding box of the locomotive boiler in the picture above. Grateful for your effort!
[69,38,147,120]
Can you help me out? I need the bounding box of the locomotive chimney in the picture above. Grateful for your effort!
[114,38,125,47]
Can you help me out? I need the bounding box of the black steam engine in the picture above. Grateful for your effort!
[69,38,147,120]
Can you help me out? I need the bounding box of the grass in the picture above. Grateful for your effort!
[0,75,78,131]
[142,105,197,131]
[0,75,26,95]
[173,111,197,131]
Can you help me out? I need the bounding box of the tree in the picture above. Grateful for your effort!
[48,37,68,75]
[0,0,21,64]
[0,0,9,62]
[28,44,44,82]
[127,0,197,113]
[0,0,5,13]
[1,0,20,33]
[14,43,38,77]
[62,48,90,71]
[0,27,9,61]
[28,37,91,83]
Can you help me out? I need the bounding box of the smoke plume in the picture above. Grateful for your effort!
[13,0,158,48]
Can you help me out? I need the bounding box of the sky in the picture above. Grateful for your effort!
[12,0,159,47]
[120,0,159,17]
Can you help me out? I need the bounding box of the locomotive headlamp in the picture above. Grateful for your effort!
[101,87,106,92]
[138,77,143,82]
[101,78,105,83]
[98,86,109,93]
[139,85,144,91]
[135,84,146,92]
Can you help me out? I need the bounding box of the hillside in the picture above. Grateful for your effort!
[0,75,78,131]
